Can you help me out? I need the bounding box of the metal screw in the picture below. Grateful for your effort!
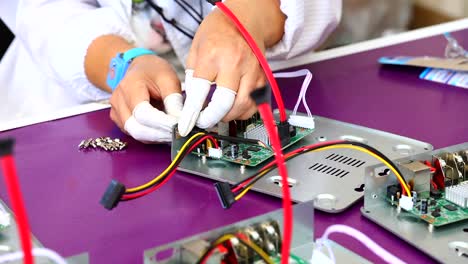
[78,137,127,152]
[240,165,246,174]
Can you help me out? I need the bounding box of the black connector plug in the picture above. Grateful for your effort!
[100,180,126,210]
[214,182,236,209]
[0,138,14,157]
[206,0,221,5]
[278,121,291,147]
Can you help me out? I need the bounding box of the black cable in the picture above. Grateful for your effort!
[199,0,204,17]
[145,0,195,39]
[176,0,203,22]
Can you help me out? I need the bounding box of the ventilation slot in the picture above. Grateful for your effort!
[325,153,366,167]
[309,163,349,178]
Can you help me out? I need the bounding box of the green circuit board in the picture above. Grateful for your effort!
[398,195,468,227]
[193,126,313,167]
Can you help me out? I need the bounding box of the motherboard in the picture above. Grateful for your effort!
[172,113,314,167]
[385,149,468,227]
[363,142,468,263]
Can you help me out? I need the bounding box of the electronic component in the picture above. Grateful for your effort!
[288,115,315,130]
[214,182,235,209]
[277,121,292,146]
[247,146,260,152]
[244,123,269,145]
[230,144,239,159]
[144,200,369,264]
[445,182,468,208]
[386,184,401,205]
[241,150,251,160]
[172,123,313,167]
[363,143,468,264]
[443,204,458,211]
[208,147,222,159]
[431,211,441,217]
[100,180,126,210]
[399,161,431,198]
[420,199,428,214]
[399,195,414,211]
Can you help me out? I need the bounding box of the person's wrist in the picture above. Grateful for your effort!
[223,0,285,48]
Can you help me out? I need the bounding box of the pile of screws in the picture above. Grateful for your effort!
[78,137,127,151]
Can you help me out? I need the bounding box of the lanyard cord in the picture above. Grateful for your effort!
[144,0,203,39]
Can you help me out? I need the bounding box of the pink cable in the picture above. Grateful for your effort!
[317,224,406,264]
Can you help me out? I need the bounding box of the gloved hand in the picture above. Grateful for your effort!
[177,0,285,137]
[109,55,182,142]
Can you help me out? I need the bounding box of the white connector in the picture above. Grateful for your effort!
[399,195,414,211]
[288,115,315,130]
[208,148,223,159]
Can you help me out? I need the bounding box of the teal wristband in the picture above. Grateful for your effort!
[106,48,156,91]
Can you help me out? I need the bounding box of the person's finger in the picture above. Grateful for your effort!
[177,71,213,137]
[123,80,151,112]
[109,90,132,130]
[163,93,183,118]
[133,101,178,132]
[196,86,237,129]
[124,116,172,142]
[181,69,194,92]
[238,101,258,120]
[222,71,259,121]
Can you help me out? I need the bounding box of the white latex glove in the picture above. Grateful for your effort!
[109,55,183,143]
[124,94,182,142]
[178,70,236,136]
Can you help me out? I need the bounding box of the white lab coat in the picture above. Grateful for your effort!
[0,0,341,126]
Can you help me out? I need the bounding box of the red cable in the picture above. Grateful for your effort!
[430,180,438,191]
[1,155,34,264]
[257,104,291,264]
[121,136,216,200]
[215,2,287,122]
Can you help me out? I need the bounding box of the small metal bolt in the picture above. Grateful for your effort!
[240,165,246,174]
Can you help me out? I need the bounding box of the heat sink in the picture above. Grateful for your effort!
[445,182,468,208]
[244,124,269,145]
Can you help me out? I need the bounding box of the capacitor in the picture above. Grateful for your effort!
[412,191,417,204]
[231,144,239,159]
[421,199,428,214]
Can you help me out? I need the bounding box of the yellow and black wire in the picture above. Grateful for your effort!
[229,140,410,203]
[101,132,219,209]
[121,132,218,200]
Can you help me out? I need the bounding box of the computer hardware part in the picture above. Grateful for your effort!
[171,111,432,213]
[362,142,468,264]
[143,201,370,264]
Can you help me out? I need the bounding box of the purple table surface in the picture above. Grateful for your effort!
[1,30,467,264]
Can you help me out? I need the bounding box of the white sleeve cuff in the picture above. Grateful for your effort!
[49,8,137,102]
[266,0,342,60]
[17,4,137,103]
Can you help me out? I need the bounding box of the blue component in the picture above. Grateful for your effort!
[106,48,156,91]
